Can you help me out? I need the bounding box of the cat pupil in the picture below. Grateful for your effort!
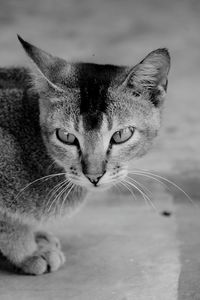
[112,127,134,144]
[56,129,76,145]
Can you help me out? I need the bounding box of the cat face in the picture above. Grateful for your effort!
[18,35,170,191]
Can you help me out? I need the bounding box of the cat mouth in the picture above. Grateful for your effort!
[85,183,113,192]
[67,175,112,191]
[67,171,127,191]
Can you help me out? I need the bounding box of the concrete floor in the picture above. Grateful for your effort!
[0,182,200,300]
[1,0,200,299]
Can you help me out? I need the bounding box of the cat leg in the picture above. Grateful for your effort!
[0,214,65,275]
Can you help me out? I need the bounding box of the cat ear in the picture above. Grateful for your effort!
[17,35,71,92]
[123,48,170,105]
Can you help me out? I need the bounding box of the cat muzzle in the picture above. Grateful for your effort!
[85,172,105,186]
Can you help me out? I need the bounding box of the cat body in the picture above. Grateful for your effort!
[0,36,170,274]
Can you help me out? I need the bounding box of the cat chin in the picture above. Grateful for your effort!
[84,184,113,192]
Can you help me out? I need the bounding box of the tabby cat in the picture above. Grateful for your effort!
[0,35,170,275]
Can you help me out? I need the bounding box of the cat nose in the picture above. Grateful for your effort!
[85,173,104,186]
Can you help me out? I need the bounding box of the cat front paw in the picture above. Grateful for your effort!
[20,231,65,275]
[35,231,61,249]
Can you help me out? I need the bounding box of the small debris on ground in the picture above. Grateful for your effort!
[161,211,172,217]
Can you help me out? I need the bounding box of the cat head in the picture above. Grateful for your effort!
[18,35,170,191]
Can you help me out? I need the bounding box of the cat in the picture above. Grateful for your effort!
[0,35,170,275]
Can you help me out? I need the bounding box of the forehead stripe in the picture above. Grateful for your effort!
[77,63,118,130]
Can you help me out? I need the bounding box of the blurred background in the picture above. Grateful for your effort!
[0,0,200,177]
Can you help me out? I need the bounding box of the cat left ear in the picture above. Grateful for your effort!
[17,35,71,92]
[124,48,170,105]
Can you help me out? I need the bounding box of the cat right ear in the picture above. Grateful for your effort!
[17,35,71,92]
[123,48,170,106]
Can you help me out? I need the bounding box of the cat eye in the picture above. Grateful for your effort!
[56,129,77,145]
[111,127,135,144]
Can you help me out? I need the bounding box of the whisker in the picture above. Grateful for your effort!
[122,179,150,207]
[128,169,194,205]
[119,181,137,201]
[52,181,73,213]
[128,171,176,199]
[59,183,75,214]
[45,179,69,212]
[15,172,66,200]
[47,181,71,213]
[121,179,147,204]
[128,171,167,190]
[126,177,157,211]
[140,170,193,204]
[123,178,157,211]
[126,175,153,198]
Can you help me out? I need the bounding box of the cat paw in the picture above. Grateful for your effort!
[35,231,61,249]
[20,231,65,275]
